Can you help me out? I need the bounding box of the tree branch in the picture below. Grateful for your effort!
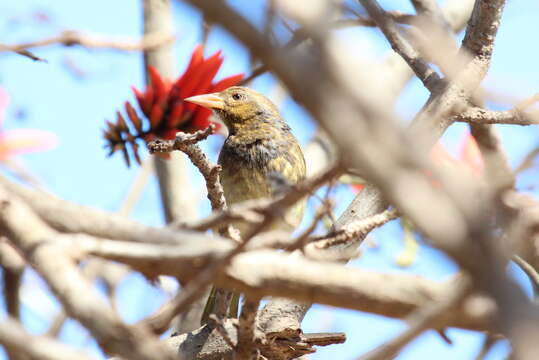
[0,186,176,360]
[358,278,470,360]
[0,30,175,62]
[0,317,95,360]
[357,0,440,91]
[453,106,539,126]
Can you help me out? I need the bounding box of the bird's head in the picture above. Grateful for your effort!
[184,86,280,134]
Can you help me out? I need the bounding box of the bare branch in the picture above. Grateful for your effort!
[0,317,95,360]
[236,297,262,359]
[358,278,470,360]
[0,186,176,360]
[148,126,230,219]
[453,106,539,126]
[358,0,440,90]
[0,30,175,61]
[312,208,399,250]
[0,239,24,320]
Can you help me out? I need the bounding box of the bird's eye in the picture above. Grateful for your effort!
[232,93,242,101]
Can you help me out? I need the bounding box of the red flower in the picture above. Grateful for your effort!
[104,45,243,166]
[430,132,484,176]
[349,132,483,193]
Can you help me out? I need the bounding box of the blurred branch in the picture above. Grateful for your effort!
[0,239,24,320]
[182,1,533,357]
[0,175,214,245]
[0,185,176,360]
[453,106,539,126]
[358,0,440,91]
[143,0,199,225]
[0,30,175,62]
[78,228,493,332]
[0,317,95,360]
[512,255,539,297]
[118,157,154,217]
[236,297,261,359]
[312,208,399,250]
[358,278,470,360]
[515,145,539,174]
[241,10,419,85]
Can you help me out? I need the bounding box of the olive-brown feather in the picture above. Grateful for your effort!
[216,86,306,232]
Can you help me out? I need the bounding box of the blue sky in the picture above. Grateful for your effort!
[0,0,538,359]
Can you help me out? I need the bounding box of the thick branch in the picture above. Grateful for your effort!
[0,186,176,360]
[0,317,95,360]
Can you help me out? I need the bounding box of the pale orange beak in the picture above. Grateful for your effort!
[184,93,225,110]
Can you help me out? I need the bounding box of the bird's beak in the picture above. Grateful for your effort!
[184,93,225,110]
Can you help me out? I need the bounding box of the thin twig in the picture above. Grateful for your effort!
[0,30,175,62]
[240,12,417,85]
[148,125,238,238]
[175,199,267,232]
[287,200,333,252]
[515,145,539,175]
[512,255,539,297]
[148,126,225,211]
[358,0,440,91]
[474,335,501,360]
[314,208,399,249]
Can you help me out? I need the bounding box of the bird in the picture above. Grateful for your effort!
[184,86,306,321]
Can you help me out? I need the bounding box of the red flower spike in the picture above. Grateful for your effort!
[125,101,142,132]
[192,107,213,130]
[211,74,245,92]
[143,87,155,113]
[116,111,128,132]
[196,59,223,93]
[105,45,243,166]
[191,56,224,98]
[148,66,168,101]
[168,103,185,129]
[170,47,212,100]
[149,105,163,129]
[459,132,483,176]
[131,86,147,113]
[178,63,208,101]
[184,44,204,74]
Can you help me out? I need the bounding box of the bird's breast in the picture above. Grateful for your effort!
[218,134,306,203]
[218,132,307,233]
